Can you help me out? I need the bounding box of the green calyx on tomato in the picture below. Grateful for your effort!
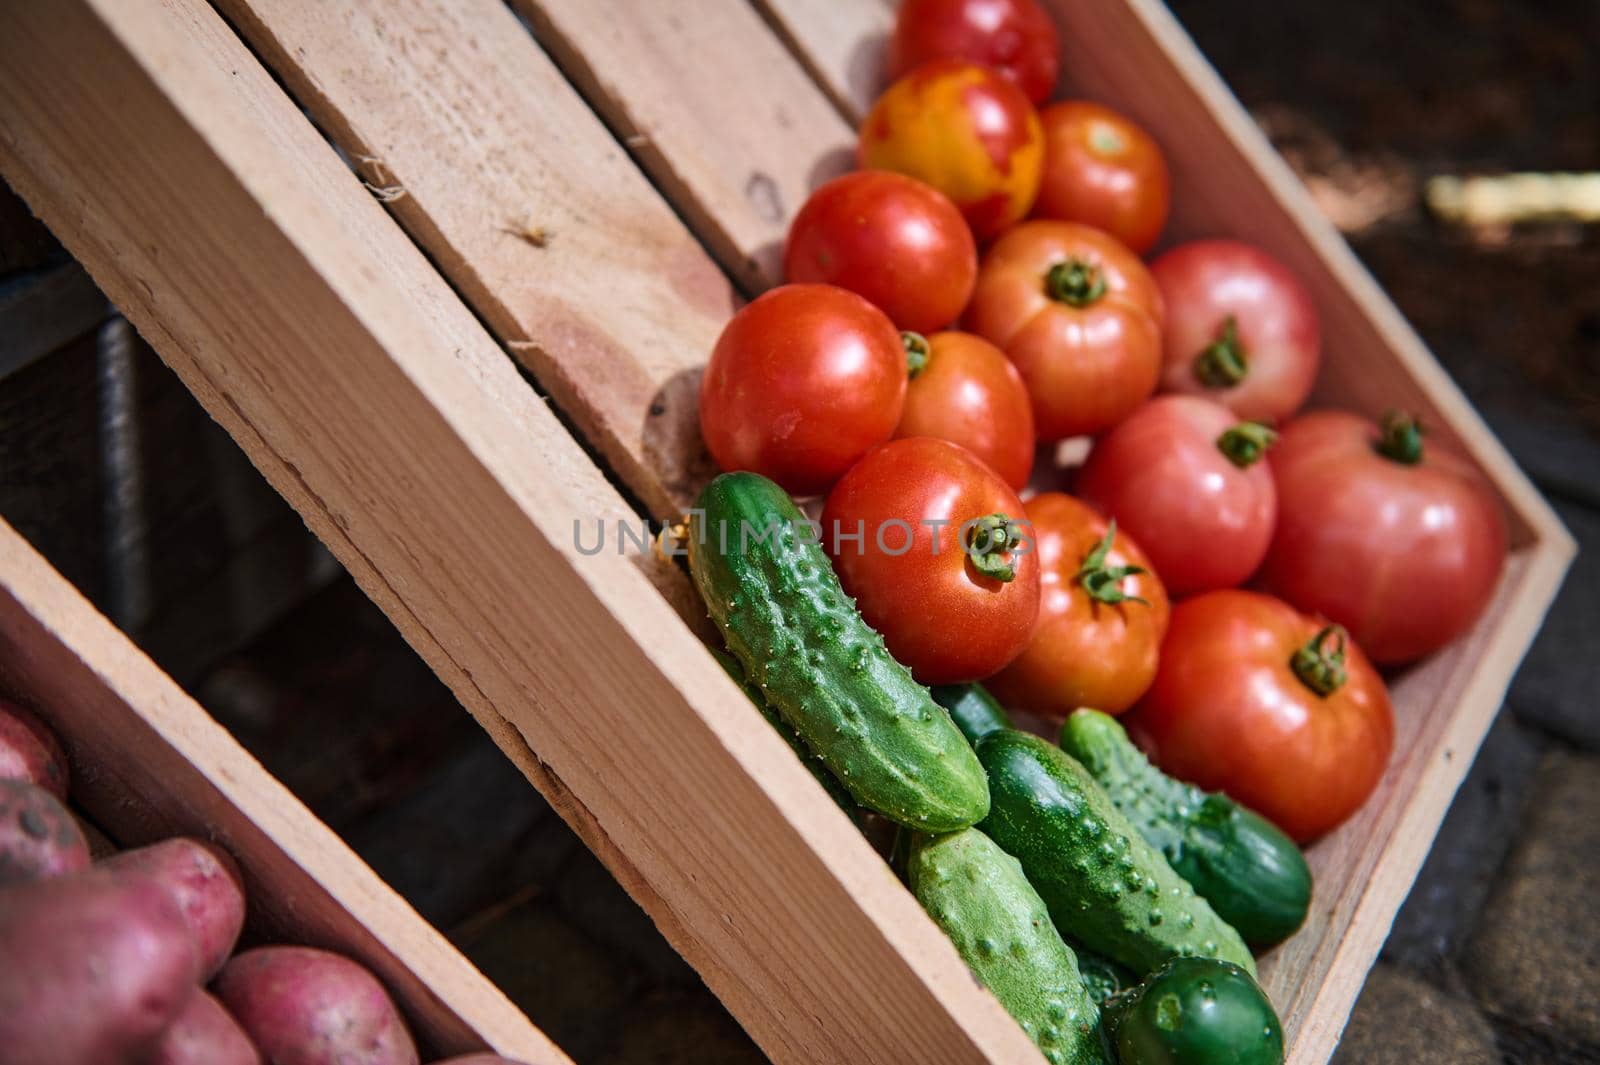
[1216,420,1278,469]
[1290,625,1348,697]
[1374,410,1426,465]
[903,330,931,378]
[1192,314,1249,388]
[965,513,1025,582]
[1076,520,1150,606]
[1044,257,1107,307]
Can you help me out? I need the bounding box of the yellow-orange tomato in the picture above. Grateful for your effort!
[859,60,1044,242]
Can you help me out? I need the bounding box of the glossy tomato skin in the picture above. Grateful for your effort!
[699,284,905,497]
[1033,101,1171,254]
[859,60,1045,243]
[896,331,1034,491]
[888,0,1061,105]
[822,438,1040,683]
[1151,240,1321,423]
[1262,411,1507,664]
[985,493,1170,718]
[965,221,1163,441]
[1076,395,1277,596]
[1128,589,1394,842]
[784,171,977,333]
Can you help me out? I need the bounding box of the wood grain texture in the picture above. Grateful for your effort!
[0,2,1042,1061]
[0,519,567,1064]
[511,0,856,292]
[753,0,897,123]
[213,0,734,518]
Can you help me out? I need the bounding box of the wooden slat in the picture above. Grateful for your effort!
[752,0,897,124]
[212,0,734,518]
[0,519,566,1064]
[0,2,1042,1062]
[511,0,856,292]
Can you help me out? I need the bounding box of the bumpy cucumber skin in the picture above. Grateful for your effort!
[909,829,1105,1065]
[975,730,1255,977]
[1074,947,1137,1007]
[931,683,1014,747]
[690,473,989,831]
[1059,711,1311,947]
[1104,957,1283,1065]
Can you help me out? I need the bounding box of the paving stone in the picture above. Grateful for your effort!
[595,998,764,1065]
[1509,498,1600,752]
[1465,751,1600,1049]
[1332,963,1498,1065]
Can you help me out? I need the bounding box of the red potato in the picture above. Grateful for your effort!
[216,946,420,1065]
[0,778,90,885]
[432,1058,533,1065]
[101,836,247,979]
[0,697,69,799]
[152,990,263,1065]
[0,869,199,1064]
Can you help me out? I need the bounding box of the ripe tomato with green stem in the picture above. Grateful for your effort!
[964,220,1163,440]
[784,171,976,333]
[699,284,905,497]
[1032,101,1171,254]
[888,0,1061,105]
[1075,395,1278,596]
[1262,410,1507,664]
[822,437,1040,684]
[895,330,1034,491]
[1128,589,1395,843]
[985,493,1170,719]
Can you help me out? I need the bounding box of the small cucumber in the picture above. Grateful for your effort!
[908,829,1105,1065]
[1059,711,1311,947]
[1104,957,1283,1065]
[1075,947,1137,1007]
[690,473,989,831]
[710,648,858,820]
[975,730,1255,977]
[931,683,1013,747]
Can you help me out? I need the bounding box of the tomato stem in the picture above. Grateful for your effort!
[1045,259,1107,307]
[1290,626,1348,697]
[1076,520,1150,606]
[1374,411,1426,465]
[1192,315,1249,388]
[903,331,931,378]
[1215,421,1278,469]
[965,513,1023,582]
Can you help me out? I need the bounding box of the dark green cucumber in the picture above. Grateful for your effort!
[975,730,1255,977]
[1075,947,1137,1007]
[1104,957,1283,1065]
[908,829,1105,1065]
[931,683,1013,747]
[690,473,988,831]
[1059,711,1311,947]
[711,648,858,820]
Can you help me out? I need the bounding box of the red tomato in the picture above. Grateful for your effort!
[699,284,905,496]
[1076,395,1277,596]
[784,171,977,333]
[1033,101,1171,254]
[859,60,1044,242]
[1151,240,1322,423]
[1261,410,1507,664]
[1128,589,1395,842]
[888,0,1061,105]
[965,221,1163,440]
[822,438,1040,683]
[896,331,1034,490]
[986,493,1170,718]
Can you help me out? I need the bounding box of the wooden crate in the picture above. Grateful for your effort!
[0,1,1574,1062]
[0,519,571,1064]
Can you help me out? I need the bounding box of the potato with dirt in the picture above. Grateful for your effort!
[0,698,69,799]
[216,946,421,1065]
[151,990,263,1065]
[0,868,199,1064]
[0,778,90,885]
[101,836,246,978]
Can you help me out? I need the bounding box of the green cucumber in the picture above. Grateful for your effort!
[689,472,989,831]
[907,829,1105,1065]
[710,648,858,820]
[931,683,1013,747]
[975,730,1255,977]
[1059,711,1311,947]
[1075,947,1137,1007]
[1104,957,1283,1065]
